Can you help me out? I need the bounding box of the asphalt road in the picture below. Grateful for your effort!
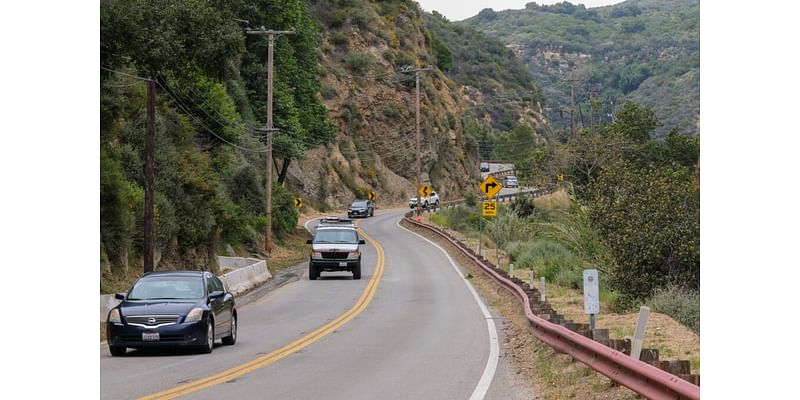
[101,209,528,399]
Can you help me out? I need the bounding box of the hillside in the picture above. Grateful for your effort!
[100,0,548,276]
[461,0,699,137]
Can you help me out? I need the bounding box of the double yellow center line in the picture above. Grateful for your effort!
[140,228,384,400]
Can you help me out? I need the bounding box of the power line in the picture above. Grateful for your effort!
[156,79,270,153]
[100,66,150,81]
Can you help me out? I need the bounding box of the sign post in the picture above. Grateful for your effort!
[479,176,502,262]
[417,184,431,222]
[583,269,600,331]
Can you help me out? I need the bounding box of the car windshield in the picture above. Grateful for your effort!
[314,229,358,244]
[127,276,205,300]
[351,201,367,208]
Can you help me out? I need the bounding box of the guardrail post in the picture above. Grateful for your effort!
[509,262,514,277]
[631,306,650,360]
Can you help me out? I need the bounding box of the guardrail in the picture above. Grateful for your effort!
[489,168,516,179]
[403,214,701,400]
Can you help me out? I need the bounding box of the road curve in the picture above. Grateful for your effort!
[101,209,512,399]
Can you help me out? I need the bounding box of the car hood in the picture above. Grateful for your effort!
[119,300,202,316]
[312,243,358,252]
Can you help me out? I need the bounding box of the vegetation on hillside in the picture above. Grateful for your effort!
[100,0,334,282]
[430,99,699,329]
[462,0,699,137]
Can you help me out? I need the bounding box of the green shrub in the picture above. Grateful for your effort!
[345,53,375,74]
[329,31,349,47]
[647,284,700,333]
[464,191,477,207]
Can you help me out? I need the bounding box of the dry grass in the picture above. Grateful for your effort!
[533,190,571,211]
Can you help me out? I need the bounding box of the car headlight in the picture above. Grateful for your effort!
[311,251,322,258]
[348,252,360,258]
[185,307,204,323]
[108,309,121,324]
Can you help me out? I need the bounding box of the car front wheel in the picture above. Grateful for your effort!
[109,346,126,356]
[309,263,319,280]
[352,262,362,280]
[200,319,214,354]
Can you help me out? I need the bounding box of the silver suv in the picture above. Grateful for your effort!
[307,220,365,280]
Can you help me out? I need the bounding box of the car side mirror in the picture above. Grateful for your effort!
[359,239,365,244]
[209,290,225,299]
[115,292,126,300]
[306,239,313,244]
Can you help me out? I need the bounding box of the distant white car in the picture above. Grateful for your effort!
[409,191,440,209]
[504,176,519,188]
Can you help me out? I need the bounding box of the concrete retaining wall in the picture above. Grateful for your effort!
[100,257,271,321]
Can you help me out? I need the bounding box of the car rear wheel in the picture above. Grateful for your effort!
[200,319,214,354]
[222,313,237,345]
[352,262,362,280]
[109,346,126,356]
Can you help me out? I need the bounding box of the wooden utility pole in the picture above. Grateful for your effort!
[402,66,433,222]
[565,78,581,136]
[247,27,294,253]
[144,79,155,273]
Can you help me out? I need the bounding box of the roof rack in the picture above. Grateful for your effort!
[318,216,355,226]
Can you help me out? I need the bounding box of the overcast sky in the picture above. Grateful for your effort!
[416,0,626,21]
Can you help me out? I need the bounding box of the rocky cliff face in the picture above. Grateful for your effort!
[285,0,491,208]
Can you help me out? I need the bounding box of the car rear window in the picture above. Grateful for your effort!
[128,276,205,300]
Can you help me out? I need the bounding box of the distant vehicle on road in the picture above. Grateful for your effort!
[106,271,237,356]
[347,199,374,218]
[504,176,519,188]
[307,224,365,280]
[480,162,490,172]
[409,191,440,209]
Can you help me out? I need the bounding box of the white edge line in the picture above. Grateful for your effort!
[396,218,499,400]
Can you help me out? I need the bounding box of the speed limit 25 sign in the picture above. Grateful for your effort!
[482,200,497,217]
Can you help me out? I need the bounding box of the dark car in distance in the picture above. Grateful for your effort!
[347,199,374,218]
[106,271,237,356]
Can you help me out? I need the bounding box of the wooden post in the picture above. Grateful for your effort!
[631,306,650,360]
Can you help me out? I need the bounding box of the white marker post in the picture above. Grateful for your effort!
[583,269,600,331]
[529,270,535,290]
[509,262,514,277]
[540,277,546,302]
[631,306,650,360]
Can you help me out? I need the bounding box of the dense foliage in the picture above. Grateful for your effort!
[100,0,333,275]
[462,0,699,137]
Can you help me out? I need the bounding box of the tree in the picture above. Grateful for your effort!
[585,161,699,303]
[611,101,660,143]
[567,129,636,185]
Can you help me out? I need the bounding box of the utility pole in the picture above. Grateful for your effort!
[144,78,156,273]
[247,27,294,253]
[565,78,581,137]
[402,66,433,222]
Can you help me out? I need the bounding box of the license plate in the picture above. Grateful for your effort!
[142,332,160,341]
[339,262,348,267]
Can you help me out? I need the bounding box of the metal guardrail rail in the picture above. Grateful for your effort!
[403,214,701,400]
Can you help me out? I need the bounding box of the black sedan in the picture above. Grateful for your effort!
[347,199,374,218]
[106,271,237,356]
